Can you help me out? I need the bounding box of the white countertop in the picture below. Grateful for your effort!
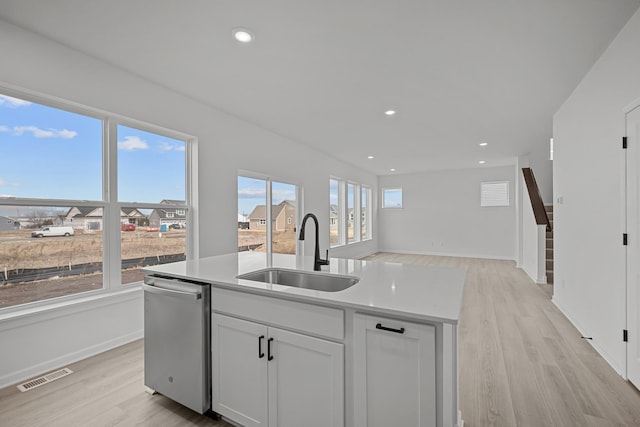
[143,252,466,325]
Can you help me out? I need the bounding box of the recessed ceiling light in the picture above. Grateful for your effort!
[384,110,396,116]
[390,168,396,172]
[479,142,488,146]
[478,160,486,164]
[367,155,374,159]
[233,28,254,43]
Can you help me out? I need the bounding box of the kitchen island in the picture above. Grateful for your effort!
[144,252,465,427]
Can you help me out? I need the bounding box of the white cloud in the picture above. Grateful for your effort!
[0,95,32,108]
[157,140,186,152]
[272,189,296,201]
[0,178,19,187]
[118,135,149,151]
[12,126,77,139]
[238,188,266,199]
[0,125,9,132]
[58,129,78,139]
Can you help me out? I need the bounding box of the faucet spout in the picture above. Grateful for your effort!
[298,213,329,271]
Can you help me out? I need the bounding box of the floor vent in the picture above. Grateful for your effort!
[17,368,73,392]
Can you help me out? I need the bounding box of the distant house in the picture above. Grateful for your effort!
[0,215,20,231]
[248,200,296,231]
[238,213,249,229]
[329,204,338,226]
[149,200,187,228]
[64,207,104,230]
[64,207,146,231]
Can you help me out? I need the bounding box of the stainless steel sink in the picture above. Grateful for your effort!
[237,268,359,292]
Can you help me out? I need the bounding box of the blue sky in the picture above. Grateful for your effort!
[237,176,296,218]
[0,94,185,204]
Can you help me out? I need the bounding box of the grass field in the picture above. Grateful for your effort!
[237,229,296,254]
[0,228,186,271]
[0,228,187,308]
[0,227,303,308]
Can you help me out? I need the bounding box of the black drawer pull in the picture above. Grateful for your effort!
[258,335,265,358]
[267,337,274,361]
[376,323,405,334]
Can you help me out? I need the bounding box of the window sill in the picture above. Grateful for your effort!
[0,285,142,327]
[330,238,373,249]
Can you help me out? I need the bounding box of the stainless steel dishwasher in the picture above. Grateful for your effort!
[143,275,211,415]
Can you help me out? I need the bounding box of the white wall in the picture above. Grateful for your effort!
[378,166,516,259]
[553,9,640,374]
[528,137,554,205]
[0,19,377,387]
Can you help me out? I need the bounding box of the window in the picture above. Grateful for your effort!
[347,183,356,243]
[361,186,370,240]
[117,124,188,285]
[382,188,403,208]
[480,181,509,207]
[0,91,195,310]
[329,179,342,247]
[238,174,297,255]
[330,178,371,246]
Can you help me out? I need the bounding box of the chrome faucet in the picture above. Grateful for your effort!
[299,213,329,271]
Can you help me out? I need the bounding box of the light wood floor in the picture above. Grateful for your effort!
[2,253,640,426]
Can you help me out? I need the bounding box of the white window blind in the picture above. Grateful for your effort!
[481,181,509,207]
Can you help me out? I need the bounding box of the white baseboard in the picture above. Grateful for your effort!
[551,297,625,377]
[377,248,516,261]
[0,329,143,389]
[521,266,547,284]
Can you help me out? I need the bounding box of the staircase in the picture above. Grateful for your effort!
[545,205,553,284]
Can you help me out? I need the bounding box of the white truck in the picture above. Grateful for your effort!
[31,226,75,238]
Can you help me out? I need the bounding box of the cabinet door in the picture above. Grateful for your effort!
[268,328,344,427]
[212,314,268,427]
[353,314,436,427]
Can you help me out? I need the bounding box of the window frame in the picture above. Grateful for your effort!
[361,185,371,241]
[330,177,371,247]
[0,86,198,313]
[237,171,300,258]
[329,178,344,247]
[480,181,510,207]
[382,187,403,209]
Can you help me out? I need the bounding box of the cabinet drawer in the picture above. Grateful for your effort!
[212,287,344,340]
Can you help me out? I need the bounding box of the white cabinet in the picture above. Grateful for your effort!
[212,314,268,427]
[212,313,344,427]
[353,313,437,427]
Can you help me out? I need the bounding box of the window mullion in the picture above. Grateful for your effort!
[105,119,121,289]
[354,184,361,242]
[186,139,198,260]
[340,180,346,245]
[266,179,273,266]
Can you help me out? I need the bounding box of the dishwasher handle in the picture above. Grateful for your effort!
[142,283,202,300]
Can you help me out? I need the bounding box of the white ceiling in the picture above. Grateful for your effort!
[0,0,638,175]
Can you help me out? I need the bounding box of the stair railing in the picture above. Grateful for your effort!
[522,167,551,232]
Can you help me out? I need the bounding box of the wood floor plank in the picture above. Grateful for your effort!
[2,252,640,426]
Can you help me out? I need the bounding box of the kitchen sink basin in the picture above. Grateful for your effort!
[237,268,359,292]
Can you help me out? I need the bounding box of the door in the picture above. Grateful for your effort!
[268,328,344,427]
[212,314,268,426]
[627,105,640,389]
[353,313,437,427]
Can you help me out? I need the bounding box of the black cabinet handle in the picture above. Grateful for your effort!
[267,337,274,361]
[376,323,405,334]
[258,335,265,358]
